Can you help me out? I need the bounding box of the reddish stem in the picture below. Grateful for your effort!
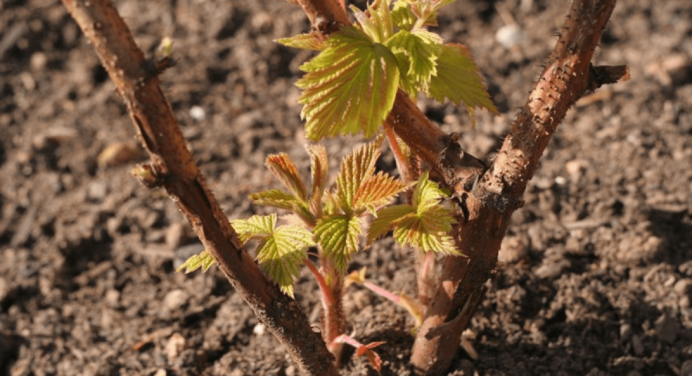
[362,281,401,305]
[384,119,414,183]
[305,258,334,306]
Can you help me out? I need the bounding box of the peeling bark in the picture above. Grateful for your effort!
[60,1,339,375]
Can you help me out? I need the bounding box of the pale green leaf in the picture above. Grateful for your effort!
[350,0,393,43]
[255,225,314,297]
[412,171,448,210]
[391,0,417,31]
[297,26,400,141]
[230,214,276,243]
[368,172,459,254]
[265,154,308,202]
[426,43,498,120]
[276,32,325,51]
[249,189,314,226]
[367,204,415,246]
[386,29,443,93]
[353,172,408,214]
[391,0,441,30]
[314,214,362,273]
[176,249,216,274]
[336,138,382,212]
[392,214,457,254]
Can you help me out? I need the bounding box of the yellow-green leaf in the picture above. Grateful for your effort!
[230,214,276,243]
[314,213,361,273]
[276,32,325,51]
[255,225,314,297]
[367,204,415,246]
[176,249,216,274]
[297,26,400,141]
[368,172,459,255]
[426,43,498,121]
[386,29,443,93]
[249,189,314,226]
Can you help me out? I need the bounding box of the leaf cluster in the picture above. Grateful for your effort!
[277,0,497,141]
[179,137,460,296]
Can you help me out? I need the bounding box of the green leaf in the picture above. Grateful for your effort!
[391,0,417,31]
[367,204,415,245]
[350,0,393,43]
[176,249,216,274]
[297,26,400,141]
[368,172,459,255]
[386,29,443,94]
[335,138,382,212]
[255,225,314,297]
[265,154,308,202]
[426,43,498,121]
[306,144,329,218]
[231,214,313,297]
[249,189,314,226]
[314,214,361,273]
[353,172,409,215]
[276,32,325,51]
[230,214,276,243]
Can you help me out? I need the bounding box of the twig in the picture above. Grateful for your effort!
[60,1,338,375]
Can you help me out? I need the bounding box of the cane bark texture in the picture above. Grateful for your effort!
[60,1,339,375]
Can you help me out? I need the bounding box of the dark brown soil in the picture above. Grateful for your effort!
[1,0,691,375]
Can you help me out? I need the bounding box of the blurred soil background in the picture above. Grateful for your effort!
[0,0,691,375]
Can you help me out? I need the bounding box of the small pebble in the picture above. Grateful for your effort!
[30,52,47,71]
[495,24,525,48]
[166,332,187,364]
[190,105,206,121]
[253,323,265,336]
[164,289,188,311]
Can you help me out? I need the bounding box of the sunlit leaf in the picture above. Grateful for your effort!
[367,204,415,245]
[176,249,216,274]
[350,0,393,43]
[368,172,459,254]
[255,225,314,297]
[391,0,417,31]
[297,26,400,140]
[230,214,276,243]
[335,138,382,212]
[276,32,325,51]
[386,29,443,93]
[314,213,361,273]
[265,154,308,202]
[231,214,313,297]
[427,43,498,121]
[353,172,409,215]
[249,189,314,226]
